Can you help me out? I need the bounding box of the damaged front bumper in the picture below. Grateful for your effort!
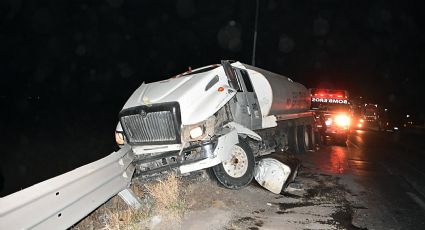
[132,129,238,178]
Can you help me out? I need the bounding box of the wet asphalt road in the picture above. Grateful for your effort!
[304,129,425,229]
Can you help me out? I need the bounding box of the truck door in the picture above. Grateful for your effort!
[221,61,262,130]
[234,68,262,130]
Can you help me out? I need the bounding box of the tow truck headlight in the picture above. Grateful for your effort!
[325,118,332,126]
[335,114,350,127]
[189,126,204,139]
[115,131,125,145]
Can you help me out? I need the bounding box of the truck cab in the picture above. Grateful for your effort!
[115,60,315,190]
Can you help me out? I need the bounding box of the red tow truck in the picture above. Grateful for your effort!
[310,88,351,145]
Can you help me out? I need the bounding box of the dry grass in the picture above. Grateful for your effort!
[145,173,187,222]
[72,173,187,229]
[72,198,147,230]
[72,183,152,230]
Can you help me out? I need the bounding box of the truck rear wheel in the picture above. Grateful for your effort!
[305,124,315,151]
[212,138,255,189]
[288,126,300,154]
[296,125,308,153]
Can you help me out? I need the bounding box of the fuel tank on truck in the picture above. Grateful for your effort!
[243,64,311,116]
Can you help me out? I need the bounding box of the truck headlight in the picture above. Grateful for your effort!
[189,126,204,139]
[335,114,350,127]
[115,131,125,145]
[183,118,213,141]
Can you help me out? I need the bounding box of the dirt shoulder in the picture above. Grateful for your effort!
[182,169,363,230]
[73,162,366,230]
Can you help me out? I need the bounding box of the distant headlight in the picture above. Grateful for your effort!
[189,126,204,139]
[335,114,350,127]
[359,119,364,123]
[115,131,125,145]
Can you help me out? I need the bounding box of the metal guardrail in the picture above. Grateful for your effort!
[0,145,135,230]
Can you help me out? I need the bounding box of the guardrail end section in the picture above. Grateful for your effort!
[118,188,142,209]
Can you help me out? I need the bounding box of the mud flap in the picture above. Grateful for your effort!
[254,157,301,194]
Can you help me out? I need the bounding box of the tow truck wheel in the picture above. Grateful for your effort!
[336,134,348,146]
[212,138,255,189]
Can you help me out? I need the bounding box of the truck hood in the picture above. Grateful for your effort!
[122,67,236,125]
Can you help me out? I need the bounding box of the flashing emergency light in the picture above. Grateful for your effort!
[311,89,346,98]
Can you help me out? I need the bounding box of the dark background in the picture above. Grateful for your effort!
[1,0,424,196]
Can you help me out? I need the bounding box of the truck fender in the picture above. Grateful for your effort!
[225,122,262,141]
[179,128,239,173]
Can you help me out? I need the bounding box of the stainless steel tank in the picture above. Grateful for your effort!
[244,64,311,116]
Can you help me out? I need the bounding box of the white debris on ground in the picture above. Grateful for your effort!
[254,158,292,194]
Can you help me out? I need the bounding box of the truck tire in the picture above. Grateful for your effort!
[288,126,300,154]
[297,125,307,153]
[314,131,320,146]
[212,138,255,189]
[305,125,315,151]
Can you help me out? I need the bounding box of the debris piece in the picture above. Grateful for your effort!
[254,158,291,194]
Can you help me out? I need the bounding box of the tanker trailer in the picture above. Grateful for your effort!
[115,60,315,189]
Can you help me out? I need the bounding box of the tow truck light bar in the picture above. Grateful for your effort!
[311,89,347,99]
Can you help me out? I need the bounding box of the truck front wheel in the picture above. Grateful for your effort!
[212,138,255,189]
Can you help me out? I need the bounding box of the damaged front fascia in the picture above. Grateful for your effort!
[134,103,234,178]
[133,139,217,178]
[181,103,233,142]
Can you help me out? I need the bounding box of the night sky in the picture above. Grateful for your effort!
[2,0,425,112]
[1,0,425,194]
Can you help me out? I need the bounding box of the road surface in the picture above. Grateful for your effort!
[297,129,425,229]
[178,129,425,230]
[38,128,425,229]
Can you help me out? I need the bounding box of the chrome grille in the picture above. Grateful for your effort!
[120,104,181,144]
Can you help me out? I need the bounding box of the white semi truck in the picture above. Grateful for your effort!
[115,60,315,189]
[0,61,318,229]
